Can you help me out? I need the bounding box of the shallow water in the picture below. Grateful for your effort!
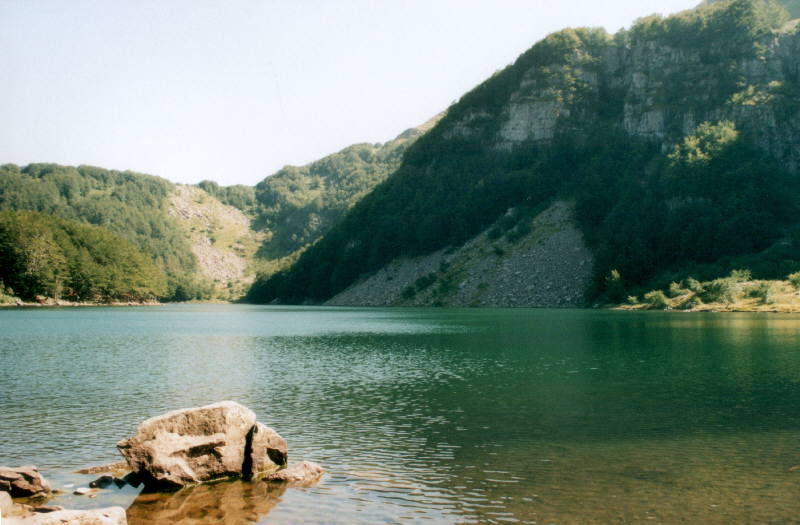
[2,305,800,523]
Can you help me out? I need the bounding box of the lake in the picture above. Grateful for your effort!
[2,305,800,523]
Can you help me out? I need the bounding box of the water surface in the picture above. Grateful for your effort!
[2,305,800,523]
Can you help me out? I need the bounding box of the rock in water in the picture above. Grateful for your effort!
[0,466,51,498]
[246,422,288,478]
[117,401,256,489]
[263,461,324,487]
[11,507,127,524]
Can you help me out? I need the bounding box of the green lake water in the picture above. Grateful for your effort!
[2,305,800,523]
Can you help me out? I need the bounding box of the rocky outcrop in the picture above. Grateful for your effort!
[168,185,265,300]
[9,507,127,525]
[262,461,325,487]
[0,466,51,498]
[117,401,288,489]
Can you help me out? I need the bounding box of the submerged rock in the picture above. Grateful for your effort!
[31,506,64,513]
[262,461,324,487]
[0,466,51,498]
[11,506,127,524]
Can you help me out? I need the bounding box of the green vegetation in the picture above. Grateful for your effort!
[197,180,259,216]
[252,132,423,262]
[0,211,167,301]
[0,163,201,299]
[246,0,799,305]
[624,269,800,310]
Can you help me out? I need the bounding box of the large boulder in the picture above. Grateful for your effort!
[117,401,256,489]
[8,507,127,524]
[0,466,51,498]
[246,423,288,478]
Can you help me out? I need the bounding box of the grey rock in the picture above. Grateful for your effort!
[0,466,51,498]
[117,401,257,489]
[72,488,90,496]
[88,476,113,489]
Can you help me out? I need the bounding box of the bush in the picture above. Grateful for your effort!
[605,269,626,302]
[684,277,704,293]
[788,271,800,290]
[668,281,687,298]
[747,282,775,304]
[729,269,752,282]
[702,278,737,303]
[644,290,669,309]
[626,295,639,305]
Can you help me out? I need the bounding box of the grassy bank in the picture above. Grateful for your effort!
[618,270,800,312]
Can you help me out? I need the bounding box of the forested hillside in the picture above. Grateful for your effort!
[250,116,441,264]
[0,211,166,302]
[247,0,800,305]
[0,163,205,299]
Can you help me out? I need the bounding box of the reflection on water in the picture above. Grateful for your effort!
[127,480,286,525]
[2,306,800,523]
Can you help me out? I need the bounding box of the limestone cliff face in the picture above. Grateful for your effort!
[449,26,800,172]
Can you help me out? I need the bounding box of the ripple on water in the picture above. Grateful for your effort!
[3,306,800,523]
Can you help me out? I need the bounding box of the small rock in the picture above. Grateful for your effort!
[75,461,130,476]
[121,472,141,488]
[263,461,324,487]
[32,505,65,513]
[73,487,91,495]
[89,476,114,489]
[0,466,51,498]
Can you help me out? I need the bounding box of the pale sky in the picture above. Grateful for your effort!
[1,1,698,186]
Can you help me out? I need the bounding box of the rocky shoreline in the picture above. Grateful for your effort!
[1,402,323,524]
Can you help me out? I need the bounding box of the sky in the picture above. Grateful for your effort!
[1,0,699,186]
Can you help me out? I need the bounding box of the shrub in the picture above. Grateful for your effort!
[668,281,687,298]
[626,295,639,305]
[729,269,752,282]
[605,269,626,302]
[702,278,737,303]
[747,282,775,304]
[788,271,800,290]
[644,290,669,309]
[684,277,704,293]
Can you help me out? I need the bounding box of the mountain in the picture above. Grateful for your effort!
[247,0,800,306]
[0,117,439,302]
